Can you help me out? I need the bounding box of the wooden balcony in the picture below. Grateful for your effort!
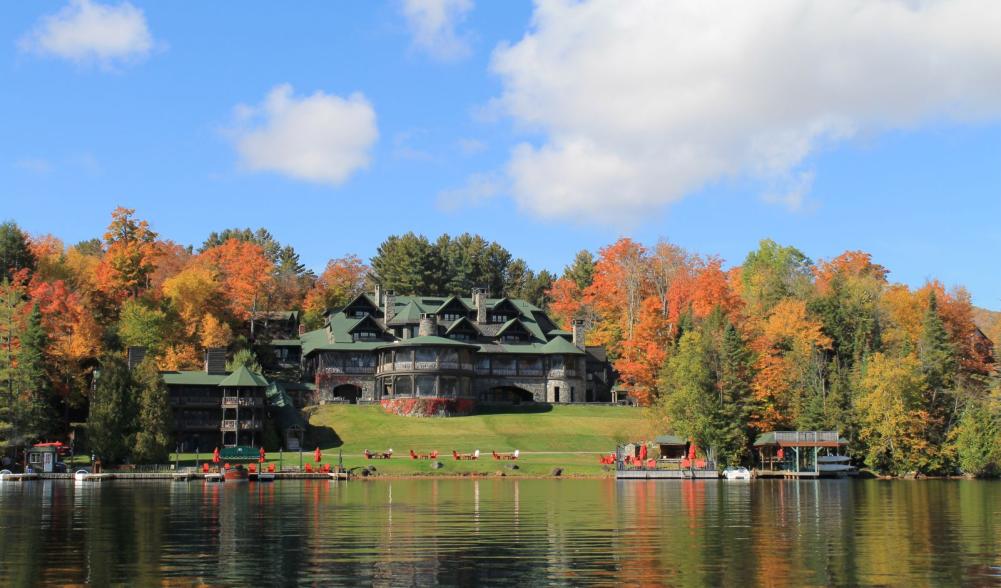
[221,397,263,408]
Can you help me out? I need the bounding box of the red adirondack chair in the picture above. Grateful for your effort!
[268,463,276,473]
[305,463,313,473]
[249,463,257,474]
[202,463,210,473]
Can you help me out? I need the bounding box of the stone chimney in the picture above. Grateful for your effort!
[572,319,586,351]
[298,323,306,336]
[373,282,382,307]
[384,290,396,323]
[472,287,487,323]
[126,346,147,370]
[204,347,227,374]
[418,313,437,337]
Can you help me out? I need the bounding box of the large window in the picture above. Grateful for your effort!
[439,376,458,397]
[440,349,458,368]
[353,331,379,340]
[475,356,490,371]
[494,357,516,374]
[415,348,437,363]
[394,349,414,370]
[394,375,413,397]
[416,375,436,397]
[519,357,543,375]
[347,352,375,368]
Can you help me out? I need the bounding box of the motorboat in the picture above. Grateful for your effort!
[723,467,751,480]
[256,472,276,482]
[74,469,90,482]
[223,465,249,482]
[818,455,853,473]
[0,469,11,482]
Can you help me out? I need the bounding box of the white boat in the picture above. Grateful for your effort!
[818,455,853,473]
[0,469,11,482]
[723,467,751,480]
[74,469,90,482]
[256,472,276,482]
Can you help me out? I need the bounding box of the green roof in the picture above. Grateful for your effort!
[270,339,302,347]
[434,295,470,314]
[218,365,269,388]
[161,371,228,386]
[539,336,586,355]
[753,432,849,446]
[655,435,686,445]
[376,336,479,350]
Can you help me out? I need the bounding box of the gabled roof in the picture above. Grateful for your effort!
[490,297,520,314]
[435,295,470,314]
[655,435,687,446]
[219,365,269,388]
[496,318,530,336]
[444,316,479,335]
[342,292,379,312]
[376,336,479,350]
[347,314,383,334]
[539,336,586,355]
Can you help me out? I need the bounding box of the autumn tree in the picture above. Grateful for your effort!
[951,395,1000,477]
[118,299,171,353]
[302,255,369,329]
[740,239,812,315]
[856,353,933,474]
[198,238,274,337]
[95,207,159,300]
[585,238,649,353]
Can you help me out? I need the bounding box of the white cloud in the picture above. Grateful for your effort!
[457,138,487,155]
[19,0,154,67]
[401,0,474,61]
[763,170,815,212]
[491,0,1001,224]
[14,158,53,174]
[437,172,503,211]
[232,84,378,186]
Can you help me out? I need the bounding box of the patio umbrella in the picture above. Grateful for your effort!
[212,447,221,464]
[314,447,322,463]
[688,442,698,460]
[639,443,647,461]
[259,447,266,463]
[777,447,784,460]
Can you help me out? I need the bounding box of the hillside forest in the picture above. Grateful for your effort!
[1,207,1000,476]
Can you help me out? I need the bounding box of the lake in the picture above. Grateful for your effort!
[0,479,998,586]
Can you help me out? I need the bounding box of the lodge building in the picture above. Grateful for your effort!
[146,287,612,449]
[299,287,612,406]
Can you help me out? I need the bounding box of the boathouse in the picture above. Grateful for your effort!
[754,431,849,477]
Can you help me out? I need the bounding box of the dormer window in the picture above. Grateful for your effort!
[450,333,471,341]
[352,310,368,318]
[490,314,508,323]
[441,312,464,321]
[501,334,522,343]
[353,331,378,341]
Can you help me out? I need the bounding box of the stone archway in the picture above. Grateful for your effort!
[332,384,362,404]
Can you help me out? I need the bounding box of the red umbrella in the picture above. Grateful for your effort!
[213,447,221,464]
[777,447,784,460]
[314,447,322,463]
[688,442,698,461]
[638,443,648,461]
[259,447,266,464]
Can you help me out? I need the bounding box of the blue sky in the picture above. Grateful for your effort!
[2,1,1000,309]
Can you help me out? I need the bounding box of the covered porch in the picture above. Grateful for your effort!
[754,431,848,477]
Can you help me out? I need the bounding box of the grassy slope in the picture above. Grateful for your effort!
[301,404,654,477]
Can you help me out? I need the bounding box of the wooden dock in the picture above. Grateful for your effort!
[0,473,39,482]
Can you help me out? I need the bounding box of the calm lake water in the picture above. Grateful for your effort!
[0,478,999,586]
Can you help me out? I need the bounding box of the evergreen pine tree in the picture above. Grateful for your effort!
[0,222,36,283]
[132,358,173,464]
[918,290,958,467]
[12,305,54,444]
[87,356,136,464]
[715,321,753,466]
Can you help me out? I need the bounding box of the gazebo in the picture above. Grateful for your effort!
[754,431,848,477]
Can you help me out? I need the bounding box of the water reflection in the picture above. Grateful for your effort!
[0,479,998,585]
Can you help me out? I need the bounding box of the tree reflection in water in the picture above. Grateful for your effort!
[0,479,998,585]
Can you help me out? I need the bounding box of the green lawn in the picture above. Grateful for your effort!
[73,404,652,478]
[296,403,654,477]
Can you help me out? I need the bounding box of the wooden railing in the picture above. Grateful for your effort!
[222,397,262,408]
[774,431,839,443]
[221,420,237,430]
